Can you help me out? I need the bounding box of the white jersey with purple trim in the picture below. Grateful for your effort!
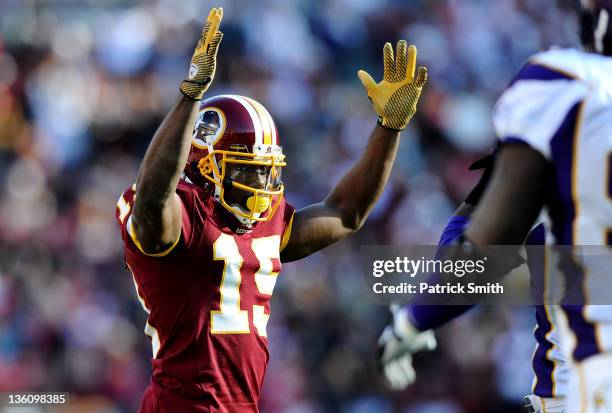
[494,48,612,411]
[494,47,612,246]
[493,49,612,413]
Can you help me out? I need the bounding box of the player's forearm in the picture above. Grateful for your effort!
[324,124,400,231]
[328,40,424,231]
[136,8,223,211]
[136,95,199,208]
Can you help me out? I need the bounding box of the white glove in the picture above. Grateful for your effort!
[378,305,437,390]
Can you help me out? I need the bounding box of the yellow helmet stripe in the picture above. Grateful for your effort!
[261,102,278,145]
[259,102,277,146]
[244,97,273,145]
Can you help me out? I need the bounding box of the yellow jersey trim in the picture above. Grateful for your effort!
[127,215,181,257]
[280,211,294,252]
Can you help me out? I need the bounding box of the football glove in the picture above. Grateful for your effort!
[378,304,437,390]
[180,7,224,100]
[358,41,428,131]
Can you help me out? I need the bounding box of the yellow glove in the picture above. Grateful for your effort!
[358,41,427,131]
[180,7,224,100]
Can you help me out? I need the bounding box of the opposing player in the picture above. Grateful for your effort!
[436,0,612,411]
[378,152,568,413]
[465,0,612,410]
[115,7,428,412]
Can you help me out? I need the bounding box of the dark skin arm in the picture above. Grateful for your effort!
[465,144,549,245]
[279,40,427,261]
[280,124,400,262]
[130,9,222,254]
[131,96,200,253]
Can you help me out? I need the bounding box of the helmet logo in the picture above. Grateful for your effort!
[192,107,226,149]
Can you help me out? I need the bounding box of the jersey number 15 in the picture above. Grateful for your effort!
[211,233,280,337]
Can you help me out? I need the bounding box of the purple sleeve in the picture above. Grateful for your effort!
[407,215,475,331]
[407,218,545,331]
[436,215,469,250]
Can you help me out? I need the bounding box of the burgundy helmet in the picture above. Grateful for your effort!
[185,95,285,224]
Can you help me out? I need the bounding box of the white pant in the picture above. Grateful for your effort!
[550,306,612,413]
[565,353,612,413]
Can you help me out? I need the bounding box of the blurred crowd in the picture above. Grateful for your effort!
[0,0,579,412]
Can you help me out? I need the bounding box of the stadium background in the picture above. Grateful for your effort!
[0,1,578,412]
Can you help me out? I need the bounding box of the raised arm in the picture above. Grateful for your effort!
[281,41,427,262]
[130,8,223,255]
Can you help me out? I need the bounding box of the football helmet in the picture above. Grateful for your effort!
[185,95,285,226]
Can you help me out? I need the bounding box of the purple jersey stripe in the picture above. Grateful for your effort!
[508,63,574,88]
[526,224,558,397]
[548,101,582,245]
[562,306,599,362]
[532,307,556,397]
[546,99,600,361]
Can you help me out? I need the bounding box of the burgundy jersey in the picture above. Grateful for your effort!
[115,180,294,413]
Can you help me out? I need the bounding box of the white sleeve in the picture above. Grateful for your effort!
[493,77,588,160]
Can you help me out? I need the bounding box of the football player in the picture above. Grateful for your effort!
[378,152,567,413]
[465,0,612,410]
[385,0,612,411]
[115,7,428,413]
